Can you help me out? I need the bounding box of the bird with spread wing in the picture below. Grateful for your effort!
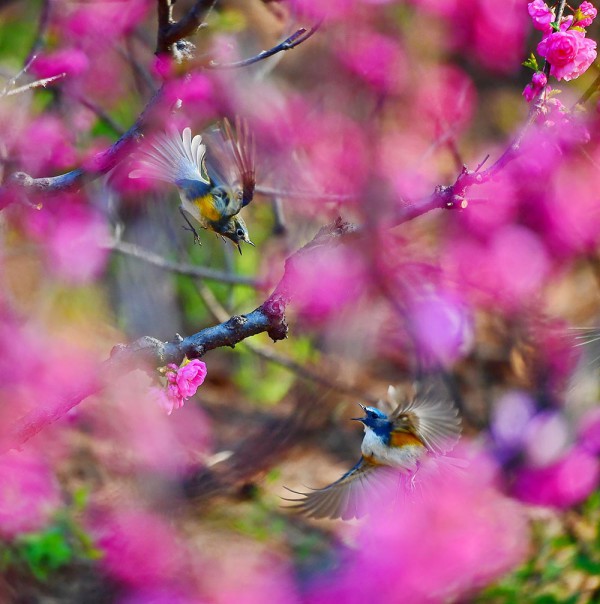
[129,118,256,254]
[284,383,462,520]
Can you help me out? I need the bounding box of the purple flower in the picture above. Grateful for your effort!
[176,360,207,399]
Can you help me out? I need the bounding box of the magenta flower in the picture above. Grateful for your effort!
[575,1,598,27]
[176,359,207,399]
[522,71,547,102]
[513,446,600,508]
[153,359,207,415]
[528,0,555,33]
[537,30,597,81]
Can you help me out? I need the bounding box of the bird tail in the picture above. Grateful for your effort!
[129,127,210,186]
[388,382,462,455]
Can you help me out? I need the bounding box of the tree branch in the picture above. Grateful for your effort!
[207,23,321,69]
[0,86,164,206]
[109,239,263,287]
[157,0,217,54]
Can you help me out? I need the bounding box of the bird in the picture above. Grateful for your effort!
[284,383,462,520]
[129,118,256,254]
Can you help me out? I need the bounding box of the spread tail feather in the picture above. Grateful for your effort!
[129,127,210,186]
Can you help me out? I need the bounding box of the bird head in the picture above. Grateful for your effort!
[221,214,254,254]
[353,404,390,431]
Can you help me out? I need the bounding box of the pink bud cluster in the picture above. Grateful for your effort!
[525,0,597,99]
[152,359,207,415]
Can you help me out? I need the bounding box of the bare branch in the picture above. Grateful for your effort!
[207,23,321,70]
[109,239,263,287]
[157,0,217,54]
[0,85,164,205]
[0,73,65,98]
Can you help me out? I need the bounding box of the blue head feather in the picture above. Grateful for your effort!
[357,406,392,441]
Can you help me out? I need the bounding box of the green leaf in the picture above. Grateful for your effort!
[19,527,73,581]
[522,53,539,71]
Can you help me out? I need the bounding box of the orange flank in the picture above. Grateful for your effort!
[390,431,425,449]
[194,194,221,223]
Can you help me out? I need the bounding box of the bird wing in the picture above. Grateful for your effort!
[389,382,461,455]
[283,457,402,520]
[129,127,211,189]
[205,117,256,216]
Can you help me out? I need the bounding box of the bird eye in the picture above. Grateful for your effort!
[236,228,244,238]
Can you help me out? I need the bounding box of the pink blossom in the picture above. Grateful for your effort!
[408,292,473,367]
[537,30,597,81]
[579,408,600,454]
[574,1,598,27]
[91,508,188,588]
[528,0,554,32]
[513,446,600,507]
[0,450,60,538]
[522,71,547,102]
[310,451,527,603]
[30,48,89,79]
[176,359,207,399]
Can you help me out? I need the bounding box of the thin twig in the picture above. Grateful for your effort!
[109,239,263,287]
[256,185,354,202]
[158,0,217,54]
[1,73,65,97]
[207,23,321,69]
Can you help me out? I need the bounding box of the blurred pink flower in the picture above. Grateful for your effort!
[0,450,60,539]
[491,391,536,458]
[91,508,189,588]
[523,411,571,466]
[310,451,527,603]
[15,115,76,174]
[290,244,368,322]
[528,0,554,32]
[413,66,476,137]
[537,30,597,81]
[575,1,598,27]
[30,48,89,79]
[337,31,407,91]
[513,446,600,507]
[408,291,473,367]
[43,204,109,284]
[176,360,207,399]
[578,408,600,454]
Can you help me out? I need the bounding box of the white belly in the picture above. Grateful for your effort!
[361,428,424,471]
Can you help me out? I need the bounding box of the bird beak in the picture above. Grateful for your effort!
[351,403,367,421]
[245,237,255,247]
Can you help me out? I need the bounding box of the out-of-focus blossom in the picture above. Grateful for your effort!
[413,66,476,137]
[528,0,555,32]
[491,391,536,460]
[537,30,597,81]
[26,199,109,284]
[60,0,150,42]
[91,508,189,588]
[522,71,547,102]
[574,1,598,27]
[337,32,407,92]
[523,411,571,466]
[408,291,473,367]
[513,446,600,507]
[30,48,89,80]
[0,450,60,539]
[15,115,76,174]
[310,451,527,603]
[290,244,368,322]
[578,408,600,455]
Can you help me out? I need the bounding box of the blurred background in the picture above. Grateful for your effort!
[1,0,600,602]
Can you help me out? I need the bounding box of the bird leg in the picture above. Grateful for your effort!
[179,205,201,245]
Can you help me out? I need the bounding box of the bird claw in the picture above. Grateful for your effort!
[181,223,202,245]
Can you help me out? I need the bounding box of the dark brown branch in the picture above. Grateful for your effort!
[0,86,164,206]
[207,23,321,70]
[157,0,217,54]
